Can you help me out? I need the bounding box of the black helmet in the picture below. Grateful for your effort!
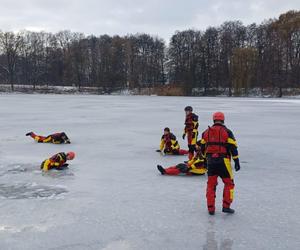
[164,127,170,132]
[184,106,193,112]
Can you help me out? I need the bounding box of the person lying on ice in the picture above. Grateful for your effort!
[41,152,75,172]
[157,141,207,175]
[182,106,199,160]
[156,127,188,155]
[26,132,70,144]
[200,112,240,215]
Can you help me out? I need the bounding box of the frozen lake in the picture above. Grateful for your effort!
[0,94,299,250]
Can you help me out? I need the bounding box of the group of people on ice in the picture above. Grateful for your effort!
[156,106,241,215]
[26,132,75,171]
[24,105,241,215]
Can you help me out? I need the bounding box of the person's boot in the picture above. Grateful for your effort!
[208,210,215,215]
[222,207,235,214]
[157,165,166,175]
[26,132,33,136]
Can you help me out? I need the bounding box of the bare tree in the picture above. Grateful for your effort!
[0,31,23,90]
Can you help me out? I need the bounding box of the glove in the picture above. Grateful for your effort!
[156,150,161,152]
[59,163,69,170]
[234,158,240,172]
[182,134,186,140]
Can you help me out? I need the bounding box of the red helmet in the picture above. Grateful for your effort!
[213,112,225,122]
[67,151,75,160]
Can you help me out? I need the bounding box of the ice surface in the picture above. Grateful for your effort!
[0,94,299,250]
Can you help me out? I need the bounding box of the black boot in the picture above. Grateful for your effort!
[26,132,33,136]
[222,207,235,214]
[208,211,215,215]
[157,165,166,175]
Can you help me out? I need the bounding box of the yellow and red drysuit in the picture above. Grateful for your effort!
[41,152,69,172]
[159,133,188,155]
[183,113,199,160]
[28,132,70,144]
[200,123,239,213]
[159,150,207,175]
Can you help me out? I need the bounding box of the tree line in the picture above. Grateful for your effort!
[0,10,299,95]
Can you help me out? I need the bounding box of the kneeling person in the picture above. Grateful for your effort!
[26,132,70,144]
[156,127,188,155]
[41,152,75,172]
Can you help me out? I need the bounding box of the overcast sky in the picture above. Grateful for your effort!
[0,0,299,42]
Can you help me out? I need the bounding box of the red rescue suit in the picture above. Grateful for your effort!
[28,132,70,144]
[163,151,207,175]
[41,152,68,171]
[183,113,199,160]
[201,123,239,213]
[160,133,188,155]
